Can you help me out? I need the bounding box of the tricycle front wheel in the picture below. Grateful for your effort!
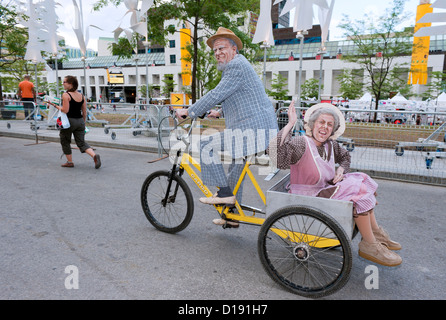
[141,170,194,234]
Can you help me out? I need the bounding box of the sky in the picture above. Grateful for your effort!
[52,0,424,52]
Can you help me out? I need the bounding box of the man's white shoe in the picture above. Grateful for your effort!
[212,218,239,228]
[199,193,236,205]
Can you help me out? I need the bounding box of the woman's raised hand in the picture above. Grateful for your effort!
[287,100,298,126]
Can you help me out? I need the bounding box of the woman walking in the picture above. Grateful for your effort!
[51,75,101,169]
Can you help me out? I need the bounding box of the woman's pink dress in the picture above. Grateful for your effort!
[288,136,377,214]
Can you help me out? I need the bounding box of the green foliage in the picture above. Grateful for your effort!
[420,71,446,100]
[338,0,414,117]
[161,74,176,96]
[266,73,289,101]
[93,0,260,102]
[108,37,136,58]
[336,69,363,100]
[301,78,322,100]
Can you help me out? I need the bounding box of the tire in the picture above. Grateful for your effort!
[395,146,404,156]
[141,170,194,233]
[258,205,352,298]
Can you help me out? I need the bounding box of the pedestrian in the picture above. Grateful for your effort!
[48,75,101,169]
[175,27,278,227]
[17,75,36,119]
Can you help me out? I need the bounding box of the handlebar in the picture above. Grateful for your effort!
[169,110,197,144]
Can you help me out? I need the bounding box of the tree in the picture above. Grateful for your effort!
[338,0,414,121]
[381,67,413,99]
[161,74,176,97]
[336,69,363,100]
[266,73,289,101]
[94,0,260,103]
[420,71,446,100]
[0,3,28,100]
[301,78,322,100]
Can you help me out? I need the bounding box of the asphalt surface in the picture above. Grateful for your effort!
[1,136,445,302]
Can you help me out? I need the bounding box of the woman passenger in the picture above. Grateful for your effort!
[267,101,401,267]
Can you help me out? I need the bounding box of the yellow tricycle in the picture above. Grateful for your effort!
[141,113,356,298]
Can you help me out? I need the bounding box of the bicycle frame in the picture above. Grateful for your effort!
[179,151,266,226]
[153,115,344,247]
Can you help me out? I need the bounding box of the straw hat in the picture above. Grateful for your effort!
[206,27,243,50]
[304,103,346,140]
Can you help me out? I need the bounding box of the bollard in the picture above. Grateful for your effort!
[425,152,434,169]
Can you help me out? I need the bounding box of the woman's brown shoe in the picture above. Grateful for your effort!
[61,162,74,167]
[358,240,402,267]
[373,226,401,250]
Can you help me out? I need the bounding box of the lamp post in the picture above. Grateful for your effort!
[317,47,326,102]
[81,56,87,97]
[260,41,271,89]
[53,53,60,98]
[296,30,308,109]
[143,40,151,105]
[134,52,140,106]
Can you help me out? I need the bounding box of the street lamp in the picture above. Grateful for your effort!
[143,40,151,104]
[260,41,271,88]
[296,30,308,109]
[317,46,326,102]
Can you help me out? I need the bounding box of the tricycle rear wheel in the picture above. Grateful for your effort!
[258,205,352,298]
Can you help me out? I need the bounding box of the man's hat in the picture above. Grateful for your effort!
[206,27,243,50]
[304,103,346,140]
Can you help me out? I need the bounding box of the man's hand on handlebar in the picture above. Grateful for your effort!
[175,108,220,120]
[176,108,188,119]
[207,109,220,119]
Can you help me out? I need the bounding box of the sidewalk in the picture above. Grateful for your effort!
[0,119,160,153]
[1,118,445,186]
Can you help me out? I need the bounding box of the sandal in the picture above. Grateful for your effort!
[61,162,74,167]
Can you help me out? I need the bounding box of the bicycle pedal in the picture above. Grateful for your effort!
[223,221,239,229]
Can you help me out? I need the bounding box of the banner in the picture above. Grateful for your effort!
[180,28,192,86]
[408,2,433,85]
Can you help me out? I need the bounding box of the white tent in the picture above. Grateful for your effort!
[435,92,446,112]
[359,92,372,101]
[436,92,446,102]
[390,93,408,102]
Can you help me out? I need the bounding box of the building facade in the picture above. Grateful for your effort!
[43,6,446,104]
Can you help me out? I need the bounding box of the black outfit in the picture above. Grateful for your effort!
[59,92,91,155]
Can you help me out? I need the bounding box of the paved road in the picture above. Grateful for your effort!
[1,136,445,302]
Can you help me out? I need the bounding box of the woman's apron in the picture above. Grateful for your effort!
[288,136,378,214]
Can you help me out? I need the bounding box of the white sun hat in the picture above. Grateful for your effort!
[303,103,346,140]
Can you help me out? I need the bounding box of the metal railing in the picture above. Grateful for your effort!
[2,100,445,186]
[277,106,446,186]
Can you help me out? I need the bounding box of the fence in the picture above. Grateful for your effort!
[278,106,446,186]
[1,100,445,186]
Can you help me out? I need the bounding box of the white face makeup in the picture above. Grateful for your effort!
[312,114,335,145]
[213,38,237,70]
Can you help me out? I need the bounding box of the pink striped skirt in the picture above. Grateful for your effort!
[331,172,378,215]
